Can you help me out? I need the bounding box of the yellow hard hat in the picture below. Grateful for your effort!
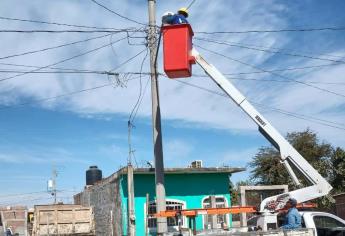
[178,7,189,17]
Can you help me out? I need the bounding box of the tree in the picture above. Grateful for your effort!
[249,129,333,186]
[230,180,252,205]
[248,129,339,210]
[330,147,345,192]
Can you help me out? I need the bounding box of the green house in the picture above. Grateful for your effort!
[74,166,244,235]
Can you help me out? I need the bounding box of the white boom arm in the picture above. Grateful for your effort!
[191,48,332,212]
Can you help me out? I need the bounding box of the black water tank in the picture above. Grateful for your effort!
[86,166,102,185]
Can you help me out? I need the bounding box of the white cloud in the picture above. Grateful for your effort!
[164,138,193,163]
[0,147,89,164]
[221,148,258,167]
[0,0,344,148]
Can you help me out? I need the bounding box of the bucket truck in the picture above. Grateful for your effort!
[161,23,337,232]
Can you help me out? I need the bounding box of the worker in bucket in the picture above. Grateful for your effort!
[281,198,302,230]
[162,7,189,25]
[162,11,175,25]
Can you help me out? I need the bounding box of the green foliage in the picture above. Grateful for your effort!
[247,129,345,210]
[330,147,345,192]
[229,180,252,205]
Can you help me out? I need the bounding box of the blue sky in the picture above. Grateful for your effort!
[0,0,344,206]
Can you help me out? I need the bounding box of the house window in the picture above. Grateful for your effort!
[202,196,228,229]
[147,200,185,229]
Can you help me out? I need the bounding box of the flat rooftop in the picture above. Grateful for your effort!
[84,166,245,187]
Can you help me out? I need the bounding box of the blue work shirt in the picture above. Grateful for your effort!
[281,208,302,230]
[171,13,189,24]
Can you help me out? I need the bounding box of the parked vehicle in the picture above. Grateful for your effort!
[247,211,345,236]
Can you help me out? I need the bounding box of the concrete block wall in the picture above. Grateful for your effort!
[75,180,123,236]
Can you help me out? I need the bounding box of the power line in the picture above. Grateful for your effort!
[0,16,123,30]
[0,33,112,60]
[129,49,149,123]
[219,63,343,76]
[0,29,141,33]
[110,48,148,72]
[0,63,342,85]
[0,69,151,76]
[2,61,342,82]
[89,0,146,26]
[0,191,47,198]
[252,102,345,128]
[187,0,197,10]
[0,75,144,110]
[195,37,345,64]
[0,62,120,74]
[172,79,345,131]
[0,62,152,76]
[0,197,53,206]
[195,26,345,34]
[195,44,345,99]
[0,83,111,110]
[195,37,345,59]
[0,189,77,198]
[190,73,345,85]
[0,34,131,83]
[0,50,150,109]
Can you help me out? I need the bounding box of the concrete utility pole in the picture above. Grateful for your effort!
[147,0,167,234]
[127,164,136,236]
[127,121,136,236]
[52,166,57,204]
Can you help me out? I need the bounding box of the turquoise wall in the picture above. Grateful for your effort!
[121,173,232,236]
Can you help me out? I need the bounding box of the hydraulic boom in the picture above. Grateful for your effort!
[191,48,332,212]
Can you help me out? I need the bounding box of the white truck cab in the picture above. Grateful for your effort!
[301,211,345,236]
[247,211,345,236]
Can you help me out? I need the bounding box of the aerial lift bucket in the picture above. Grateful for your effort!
[162,24,195,78]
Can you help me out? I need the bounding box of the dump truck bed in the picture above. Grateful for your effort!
[32,204,95,236]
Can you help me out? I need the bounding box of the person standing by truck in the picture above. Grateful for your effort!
[281,198,302,230]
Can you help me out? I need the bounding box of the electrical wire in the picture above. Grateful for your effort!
[0,33,112,60]
[218,63,343,76]
[1,61,343,83]
[0,69,152,76]
[0,75,143,110]
[195,44,345,99]
[126,49,149,167]
[0,191,48,198]
[195,26,345,34]
[252,102,345,128]
[0,189,78,198]
[0,29,140,33]
[0,83,111,110]
[0,16,123,30]
[89,0,146,26]
[190,73,345,85]
[187,0,197,10]
[195,37,345,59]
[0,197,54,206]
[195,37,345,64]
[110,48,147,72]
[0,49,148,109]
[132,76,150,122]
[0,34,130,83]
[171,78,345,131]
[130,49,149,123]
